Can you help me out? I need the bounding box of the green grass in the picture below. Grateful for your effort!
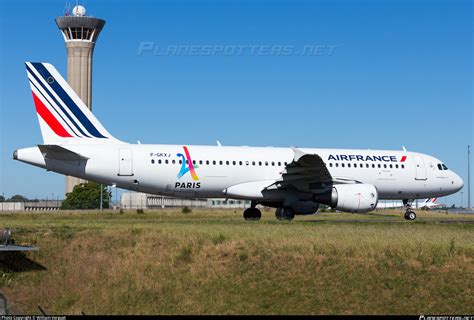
[0,208,473,315]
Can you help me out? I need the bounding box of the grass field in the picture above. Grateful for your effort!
[0,208,473,315]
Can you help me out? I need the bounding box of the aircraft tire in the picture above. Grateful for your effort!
[244,208,261,221]
[275,207,295,221]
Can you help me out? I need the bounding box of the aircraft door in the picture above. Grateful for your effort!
[413,155,427,180]
[118,148,134,176]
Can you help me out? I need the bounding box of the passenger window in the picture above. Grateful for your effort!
[258,161,262,166]
[246,161,249,166]
[378,164,381,168]
[186,160,189,165]
[335,163,339,167]
[172,160,176,164]
[232,161,236,165]
[395,164,399,169]
[271,162,275,166]
[372,164,375,168]
[389,164,393,169]
[165,160,169,164]
[348,163,351,168]
[329,163,333,167]
[265,161,268,166]
[226,161,230,165]
[341,163,345,168]
[278,162,281,166]
[284,162,288,166]
[219,160,223,165]
[383,164,387,168]
[213,160,216,165]
[401,164,405,169]
[252,161,256,166]
[206,160,209,165]
[158,159,162,164]
[193,160,196,165]
[151,159,155,164]
[199,160,203,165]
[239,161,242,165]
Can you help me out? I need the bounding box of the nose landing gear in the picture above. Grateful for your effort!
[403,199,417,221]
[243,201,261,221]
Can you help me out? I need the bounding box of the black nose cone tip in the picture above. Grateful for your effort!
[13,150,18,160]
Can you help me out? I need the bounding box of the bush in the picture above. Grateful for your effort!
[181,206,192,214]
[136,209,144,214]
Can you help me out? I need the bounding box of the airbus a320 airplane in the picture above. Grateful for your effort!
[14,63,464,221]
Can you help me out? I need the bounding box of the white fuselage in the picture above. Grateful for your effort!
[15,144,463,202]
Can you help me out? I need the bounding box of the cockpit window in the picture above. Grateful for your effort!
[437,164,443,170]
[442,164,448,170]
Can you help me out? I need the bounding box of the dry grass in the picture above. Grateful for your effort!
[0,208,473,315]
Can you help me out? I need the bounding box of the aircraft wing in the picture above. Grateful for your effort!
[0,245,39,252]
[0,229,38,251]
[269,147,357,193]
[266,148,332,193]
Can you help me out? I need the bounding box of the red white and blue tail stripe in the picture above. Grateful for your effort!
[26,62,119,144]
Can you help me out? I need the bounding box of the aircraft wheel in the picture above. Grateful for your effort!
[275,207,284,220]
[407,211,416,221]
[275,207,295,221]
[244,208,261,221]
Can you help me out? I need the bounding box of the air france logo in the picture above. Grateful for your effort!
[177,146,199,181]
[328,154,407,162]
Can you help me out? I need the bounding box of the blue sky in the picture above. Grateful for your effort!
[0,0,472,206]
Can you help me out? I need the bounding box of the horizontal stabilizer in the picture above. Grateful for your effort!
[38,145,89,161]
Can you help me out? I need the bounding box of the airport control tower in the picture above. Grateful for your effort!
[55,5,105,194]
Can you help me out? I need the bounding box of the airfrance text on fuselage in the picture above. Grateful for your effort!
[328,155,401,162]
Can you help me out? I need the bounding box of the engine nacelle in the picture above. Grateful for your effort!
[329,184,378,213]
[290,201,319,215]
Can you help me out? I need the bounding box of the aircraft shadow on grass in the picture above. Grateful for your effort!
[0,252,46,272]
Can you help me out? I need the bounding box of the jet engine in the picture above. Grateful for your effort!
[315,184,378,213]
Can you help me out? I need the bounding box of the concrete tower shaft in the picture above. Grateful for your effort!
[55,15,106,194]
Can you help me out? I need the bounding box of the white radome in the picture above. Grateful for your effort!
[72,5,86,17]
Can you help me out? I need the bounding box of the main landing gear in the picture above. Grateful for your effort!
[275,207,295,221]
[243,201,261,221]
[242,202,296,221]
[403,199,416,221]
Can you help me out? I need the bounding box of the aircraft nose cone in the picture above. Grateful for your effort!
[451,173,464,193]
